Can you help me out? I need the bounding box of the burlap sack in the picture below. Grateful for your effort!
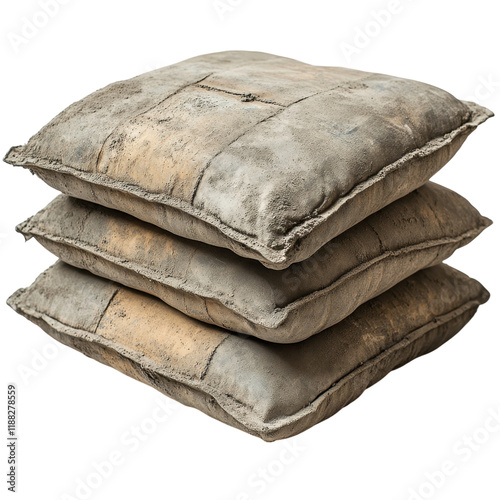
[7,262,489,440]
[4,51,492,268]
[18,182,490,342]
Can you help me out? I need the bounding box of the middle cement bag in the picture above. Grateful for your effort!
[18,182,490,343]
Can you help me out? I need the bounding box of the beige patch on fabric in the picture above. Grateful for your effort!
[95,288,228,380]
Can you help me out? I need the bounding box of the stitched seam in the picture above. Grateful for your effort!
[189,74,376,204]
[6,103,489,264]
[94,73,215,174]
[195,84,286,107]
[189,106,287,204]
[202,297,218,325]
[200,335,230,380]
[93,288,120,334]
[8,112,480,255]
[9,293,484,435]
[288,300,481,414]
[277,225,488,315]
[364,221,385,253]
[195,297,484,429]
[22,222,489,328]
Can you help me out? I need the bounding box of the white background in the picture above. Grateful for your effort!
[1,1,499,499]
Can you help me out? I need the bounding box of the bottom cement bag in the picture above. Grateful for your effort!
[7,261,489,441]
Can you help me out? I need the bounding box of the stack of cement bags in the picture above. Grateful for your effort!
[4,51,493,441]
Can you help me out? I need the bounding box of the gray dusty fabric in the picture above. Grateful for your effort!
[3,51,493,269]
[7,262,489,440]
[17,182,491,342]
